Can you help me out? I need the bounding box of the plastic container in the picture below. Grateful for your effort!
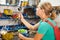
[18,29,29,37]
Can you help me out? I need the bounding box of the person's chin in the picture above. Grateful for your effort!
[36,13,39,17]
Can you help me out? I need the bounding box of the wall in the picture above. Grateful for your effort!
[40,0,60,6]
[0,6,19,13]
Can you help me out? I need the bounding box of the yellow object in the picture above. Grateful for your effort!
[21,1,29,7]
[4,9,13,15]
[2,32,14,40]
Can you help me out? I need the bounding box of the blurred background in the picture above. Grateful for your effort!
[0,0,60,40]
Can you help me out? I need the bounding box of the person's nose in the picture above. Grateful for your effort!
[36,8,38,11]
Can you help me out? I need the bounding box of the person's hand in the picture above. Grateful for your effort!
[18,12,24,20]
[18,33,25,40]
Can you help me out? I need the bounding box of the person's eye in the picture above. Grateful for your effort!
[40,7,42,9]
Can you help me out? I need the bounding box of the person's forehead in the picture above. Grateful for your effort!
[37,4,40,8]
[37,5,41,9]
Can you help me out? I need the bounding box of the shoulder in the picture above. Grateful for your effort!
[47,18,56,26]
[41,22,50,25]
[40,22,51,28]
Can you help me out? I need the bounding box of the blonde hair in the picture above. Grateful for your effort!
[39,2,56,20]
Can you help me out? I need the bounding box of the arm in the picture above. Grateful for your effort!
[21,19,40,30]
[18,22,49,40]
[18,33,34,40]
[18,13,40,30]
[34,33,43,40]
[18,33,43,40]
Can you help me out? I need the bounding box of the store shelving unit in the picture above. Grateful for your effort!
[0,13,40,32]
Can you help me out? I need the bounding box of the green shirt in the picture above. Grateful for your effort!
[37,18,56,40]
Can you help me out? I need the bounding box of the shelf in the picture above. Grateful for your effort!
[0,13,12,20]
[24,17,40,19]
[0,24,27,31]
[24,15,40,19]
[0,13,39,31]
[0,17,11,20]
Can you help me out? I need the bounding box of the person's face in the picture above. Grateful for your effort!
[36,6,45,18]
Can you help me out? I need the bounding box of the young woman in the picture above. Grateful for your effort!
[18,2,56,40]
